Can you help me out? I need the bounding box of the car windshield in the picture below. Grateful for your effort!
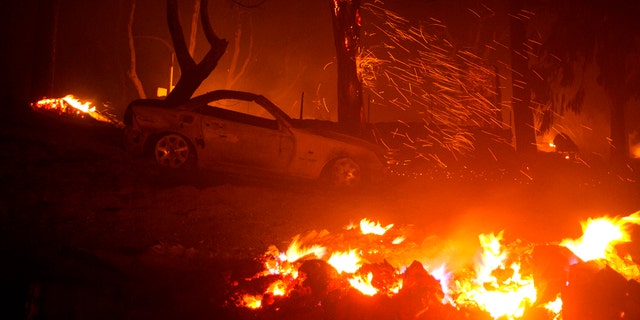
[208,98,275,121]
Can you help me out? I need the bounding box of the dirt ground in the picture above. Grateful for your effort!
[1,104,639,319]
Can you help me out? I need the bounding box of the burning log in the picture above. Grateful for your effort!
[227,214,640,320]
[297,259,342,297]
[563,260,640,320]
[396,260,448,319]
[531,244,580,304]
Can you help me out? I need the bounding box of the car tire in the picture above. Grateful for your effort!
[322,157,362,188]
[153,133,195,170]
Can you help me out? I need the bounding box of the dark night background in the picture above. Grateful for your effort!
[0,0,639,319]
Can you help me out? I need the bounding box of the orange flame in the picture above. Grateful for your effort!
[234,214,639,318]
[450,232,537,319]
[240,294,262,309]
[284,234,327,262]
[359,218,393,235]
[560,212,640,280]
[348,272,378,296]
[327,249,362,274]
[32,95,118,125]
[543,294,563,319]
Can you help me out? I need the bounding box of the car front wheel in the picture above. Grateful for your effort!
[154,134,193,169]
[322,157,362,188]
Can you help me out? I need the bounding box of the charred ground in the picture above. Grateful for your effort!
[1,103,639,319]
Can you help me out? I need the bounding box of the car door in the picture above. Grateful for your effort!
[199,98,294,173]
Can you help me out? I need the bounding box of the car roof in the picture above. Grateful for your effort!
[187,90,293,123]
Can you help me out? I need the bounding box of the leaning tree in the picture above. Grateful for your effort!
[164,0,228,105]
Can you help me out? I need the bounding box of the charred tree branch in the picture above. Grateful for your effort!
[165,0,228,105]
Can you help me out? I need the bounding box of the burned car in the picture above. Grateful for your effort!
[123,90,386,187]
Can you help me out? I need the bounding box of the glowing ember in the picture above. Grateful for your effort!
[391,236,405,244]
[240,294,262,309]
[265,279,288,297]
[359,3,504,162]
[348,272,378,296]
[31,95,121,125]
[62,95,94,113]
[231,213,640,319]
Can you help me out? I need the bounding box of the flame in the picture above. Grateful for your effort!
[430,264,453,303]
[62,94,95,113]
[543,294,563,319]
[560,212,640,280]
[348,272,378,296]
[32,95,119,125]
[233,214,640,318]
[359,218,393,235]
[450,232,537,319]
[266,279,288,297]
[240,294,262,309]
[327,249,362,274]
[284,234,327,262]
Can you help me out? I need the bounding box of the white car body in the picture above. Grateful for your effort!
[124,90,386,187]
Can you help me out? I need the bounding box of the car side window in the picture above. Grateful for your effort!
[202,99,278,130]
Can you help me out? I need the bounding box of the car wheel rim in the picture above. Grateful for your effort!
[331,158,361,187]
[155,134,190,168]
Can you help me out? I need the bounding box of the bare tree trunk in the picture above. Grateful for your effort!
[165,0,228,105]
[609,94,629,165]
[509,0,536,156]
[31,0,59,99]
[226,17,253,89]
[127,0,146,99]
[188,0,201,56]
[331,0,364,136]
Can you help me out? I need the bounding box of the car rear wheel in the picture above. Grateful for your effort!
[154,134,193,169]
[322,157,362,188]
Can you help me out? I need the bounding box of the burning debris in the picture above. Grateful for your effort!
[31,95,122,126]
[227,213,640,319]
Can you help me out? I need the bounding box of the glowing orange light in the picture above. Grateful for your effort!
[240,294,262,309]
[632,142,640,159]
[348,272,378,296]
[234,214,640,318]
[266,279,287,297]
[451,232,537,319]
[543,294,563,317]
[285,234,327,262]
[561,212,640,280]
[62,94,95,113]
[392,236,405,244]
[327,249,362,274]
[32,95,116,124]
[359,218,393,235]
